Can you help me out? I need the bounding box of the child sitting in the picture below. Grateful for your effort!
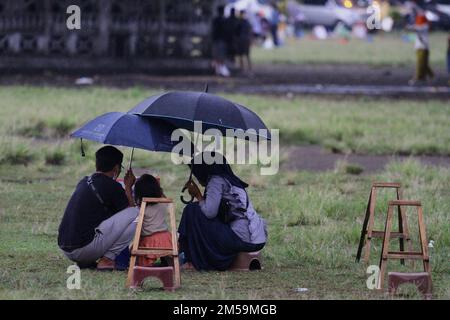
[133,174,172,267]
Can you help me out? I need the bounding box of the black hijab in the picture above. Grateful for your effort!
[190,151,248,189]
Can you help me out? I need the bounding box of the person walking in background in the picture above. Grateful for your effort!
[235,10,253,75]
[225,7,239,67]
[447,35,450,85]
[270,2,280,47]
[211,5,230,77]
[408,9,434,85]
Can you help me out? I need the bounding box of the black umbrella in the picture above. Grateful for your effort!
[128,91,272,204]
[128,91,271,140]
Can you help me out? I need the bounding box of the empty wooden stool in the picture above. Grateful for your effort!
[356,182,412,264]
[230,251,262,271]
[126,197,181,291]
[378,200,431,290]
[388,272,432,299]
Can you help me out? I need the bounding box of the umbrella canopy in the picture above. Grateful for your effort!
[128,91,271,140]
[71,112,179,153]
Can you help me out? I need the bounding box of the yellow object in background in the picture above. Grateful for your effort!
[343,0,353,9]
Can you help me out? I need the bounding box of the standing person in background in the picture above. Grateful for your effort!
[211,5,230,77]
[270,2,280,47]
[447,35,450,85]
[235,10,253,75]
[408,4,434,85]
[260,14,271,43]
[249,10,263,44]
[225,7,239,67]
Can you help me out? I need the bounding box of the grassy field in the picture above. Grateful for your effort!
[0,86,449,299]
[252,32,448,68]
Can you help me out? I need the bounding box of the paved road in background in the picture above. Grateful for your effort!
[2,63,449,98]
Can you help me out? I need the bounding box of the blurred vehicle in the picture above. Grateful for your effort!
[287,0,370,29]
[423,0,450,30]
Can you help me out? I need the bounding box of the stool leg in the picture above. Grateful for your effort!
[388,275,401,296]
[397,188,413,267]
[127,201,147,288]
[396,188,405,265]
[126,255,137,288]
[168,203,181,288]
[356,189,373,262]
[417,206,431,274]
[364,188,377,264]
[173,256,181,288]
[379,205,393,290]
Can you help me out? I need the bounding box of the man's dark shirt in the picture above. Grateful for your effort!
[212,16,227,42]
[237,18,252,40]
[58,173,129,251]
[225,15,239,43]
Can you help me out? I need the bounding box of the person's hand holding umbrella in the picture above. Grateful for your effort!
[184,180,203,202]
[124,169,136,189]
[124,169,136,207]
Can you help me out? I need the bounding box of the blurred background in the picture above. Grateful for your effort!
[0,0,448,91]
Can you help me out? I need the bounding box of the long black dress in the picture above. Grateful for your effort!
[178,202,264,271]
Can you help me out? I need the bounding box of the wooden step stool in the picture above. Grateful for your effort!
[230,251,262,271]
[131,266,177,291]
[126,197,181,291]
[378,200,431,290]
[356,182,412,264]
[388,272,432,299]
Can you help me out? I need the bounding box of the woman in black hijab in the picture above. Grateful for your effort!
[178,151,267,271]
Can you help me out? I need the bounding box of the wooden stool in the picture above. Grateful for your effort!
[356,182,412,264]
[388,272,432,299]
[378,200,431,290]
[230,251,262,271]
[126,197,181,291]
[130,266,177,292]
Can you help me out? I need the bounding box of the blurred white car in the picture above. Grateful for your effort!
[288,0,370,28]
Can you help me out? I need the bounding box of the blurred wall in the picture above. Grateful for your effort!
[0,0,218,72]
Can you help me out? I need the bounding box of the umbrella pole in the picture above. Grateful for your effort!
[128,148,135,170]
[80,138,85,157]
[180,132,200,204]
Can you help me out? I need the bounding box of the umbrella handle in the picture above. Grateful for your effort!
[180,186,195,204]
[180,167,195,204]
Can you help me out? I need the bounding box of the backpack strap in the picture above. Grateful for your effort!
[86,174,109,213]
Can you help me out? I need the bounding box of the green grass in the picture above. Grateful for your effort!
[0,158,448,299]
[234,94,450,156]
[0,86,449,299]
[253,32,448,67]
[1,87,450,156]
[45,148,66,166]
[0,142,35,166]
